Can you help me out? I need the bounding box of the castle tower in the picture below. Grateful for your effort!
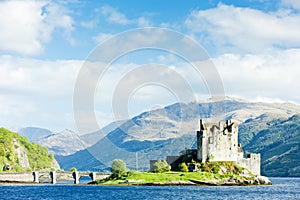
[197,119,239,162]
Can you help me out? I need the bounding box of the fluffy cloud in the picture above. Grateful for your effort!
[1,48,300,131]
[185,3,300,54]
[137,17,152,27]
[0,55,82,130]
[100,5,152,27]
[213,49,300,102]
[0,55,81,97]
[0,1,74,55]
[282,0,300,11]
[101,6,132,25]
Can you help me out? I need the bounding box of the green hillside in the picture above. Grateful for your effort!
[239,115,300,176]
[0,128,55,172]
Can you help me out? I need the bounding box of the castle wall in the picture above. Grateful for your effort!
[197,120,239,162]
[194,119,261,176]
[166,156,181,169]
[237,153,261,175]
[196,131,204,161]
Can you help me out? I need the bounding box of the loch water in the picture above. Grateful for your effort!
[0,177,299,200]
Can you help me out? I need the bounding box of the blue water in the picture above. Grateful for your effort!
[0,177,299,200]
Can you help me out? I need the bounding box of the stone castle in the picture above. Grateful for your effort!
[150,119,261,175]
[197,119,260,175]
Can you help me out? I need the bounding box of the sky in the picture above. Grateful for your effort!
[0,0,300,132]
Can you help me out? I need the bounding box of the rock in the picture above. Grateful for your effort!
[219,166,227,174]
[229,177,236,182]
[3,164,11,171]
[255,176,272,185]
[51,159,60,170]
[254,178,260,184]
[13,139,30,169]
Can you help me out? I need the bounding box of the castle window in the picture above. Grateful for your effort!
[209,137,214,144]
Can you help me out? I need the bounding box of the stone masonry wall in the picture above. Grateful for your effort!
[196,119,261,176]
[197,120,239,162]
[237,153,261,175]
[0,172,34,182]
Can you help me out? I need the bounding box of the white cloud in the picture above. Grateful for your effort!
[80,20,98,29]
[42,2,75,45]
[1,49,300,131]
[0,1,74,55]
[213,49,300,102]
[0,55,83,130]
[185,3,300,54]
[282,0,300,11]
[0,55,81,97]
[93,33,114,44]
[101,6,131,25]
[100,6,152,27]
[137,17,152,27]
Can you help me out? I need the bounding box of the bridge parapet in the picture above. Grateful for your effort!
[0,172,34,183]
[0,171,111,184]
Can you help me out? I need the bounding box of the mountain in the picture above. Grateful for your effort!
[0,128,59,172]
[79,121,123,147]
[37,129,88,156]
[17,127,85,156]
[18,127,53,142]
[17,121,121,156]
[239,114,300,177]
[57,98,300,177]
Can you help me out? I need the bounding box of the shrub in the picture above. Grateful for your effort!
[178,162,189,172]
[153,160,171,173]
[211,164,220,174]
[111,159,127,179]
[69,167,77,172]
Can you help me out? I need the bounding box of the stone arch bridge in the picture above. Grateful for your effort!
[0,171,110,184]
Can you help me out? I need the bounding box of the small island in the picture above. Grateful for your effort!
[93,120,272,186]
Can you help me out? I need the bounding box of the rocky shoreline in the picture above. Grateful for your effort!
[188,175,272,186]
[92,175,272,186]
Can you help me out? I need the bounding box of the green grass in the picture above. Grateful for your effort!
[97,171,214,185]
[96,161,255,185]
[127,171,213,183]
[97,170,252,185]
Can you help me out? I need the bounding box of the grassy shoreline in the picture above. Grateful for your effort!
[93,171,271,186]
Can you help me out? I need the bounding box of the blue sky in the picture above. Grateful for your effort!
[0,0,300,132]
[24,0,287,60]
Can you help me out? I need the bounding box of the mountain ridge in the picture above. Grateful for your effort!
[56,98,300,176]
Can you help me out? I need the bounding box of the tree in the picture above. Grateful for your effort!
[111,159,127,179]
[69,167,77,172]
[153,160,171,173]
[178,162,189,172]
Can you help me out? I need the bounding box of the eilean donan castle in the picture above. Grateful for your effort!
[151,119,261,175]
[197,119,260,175]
